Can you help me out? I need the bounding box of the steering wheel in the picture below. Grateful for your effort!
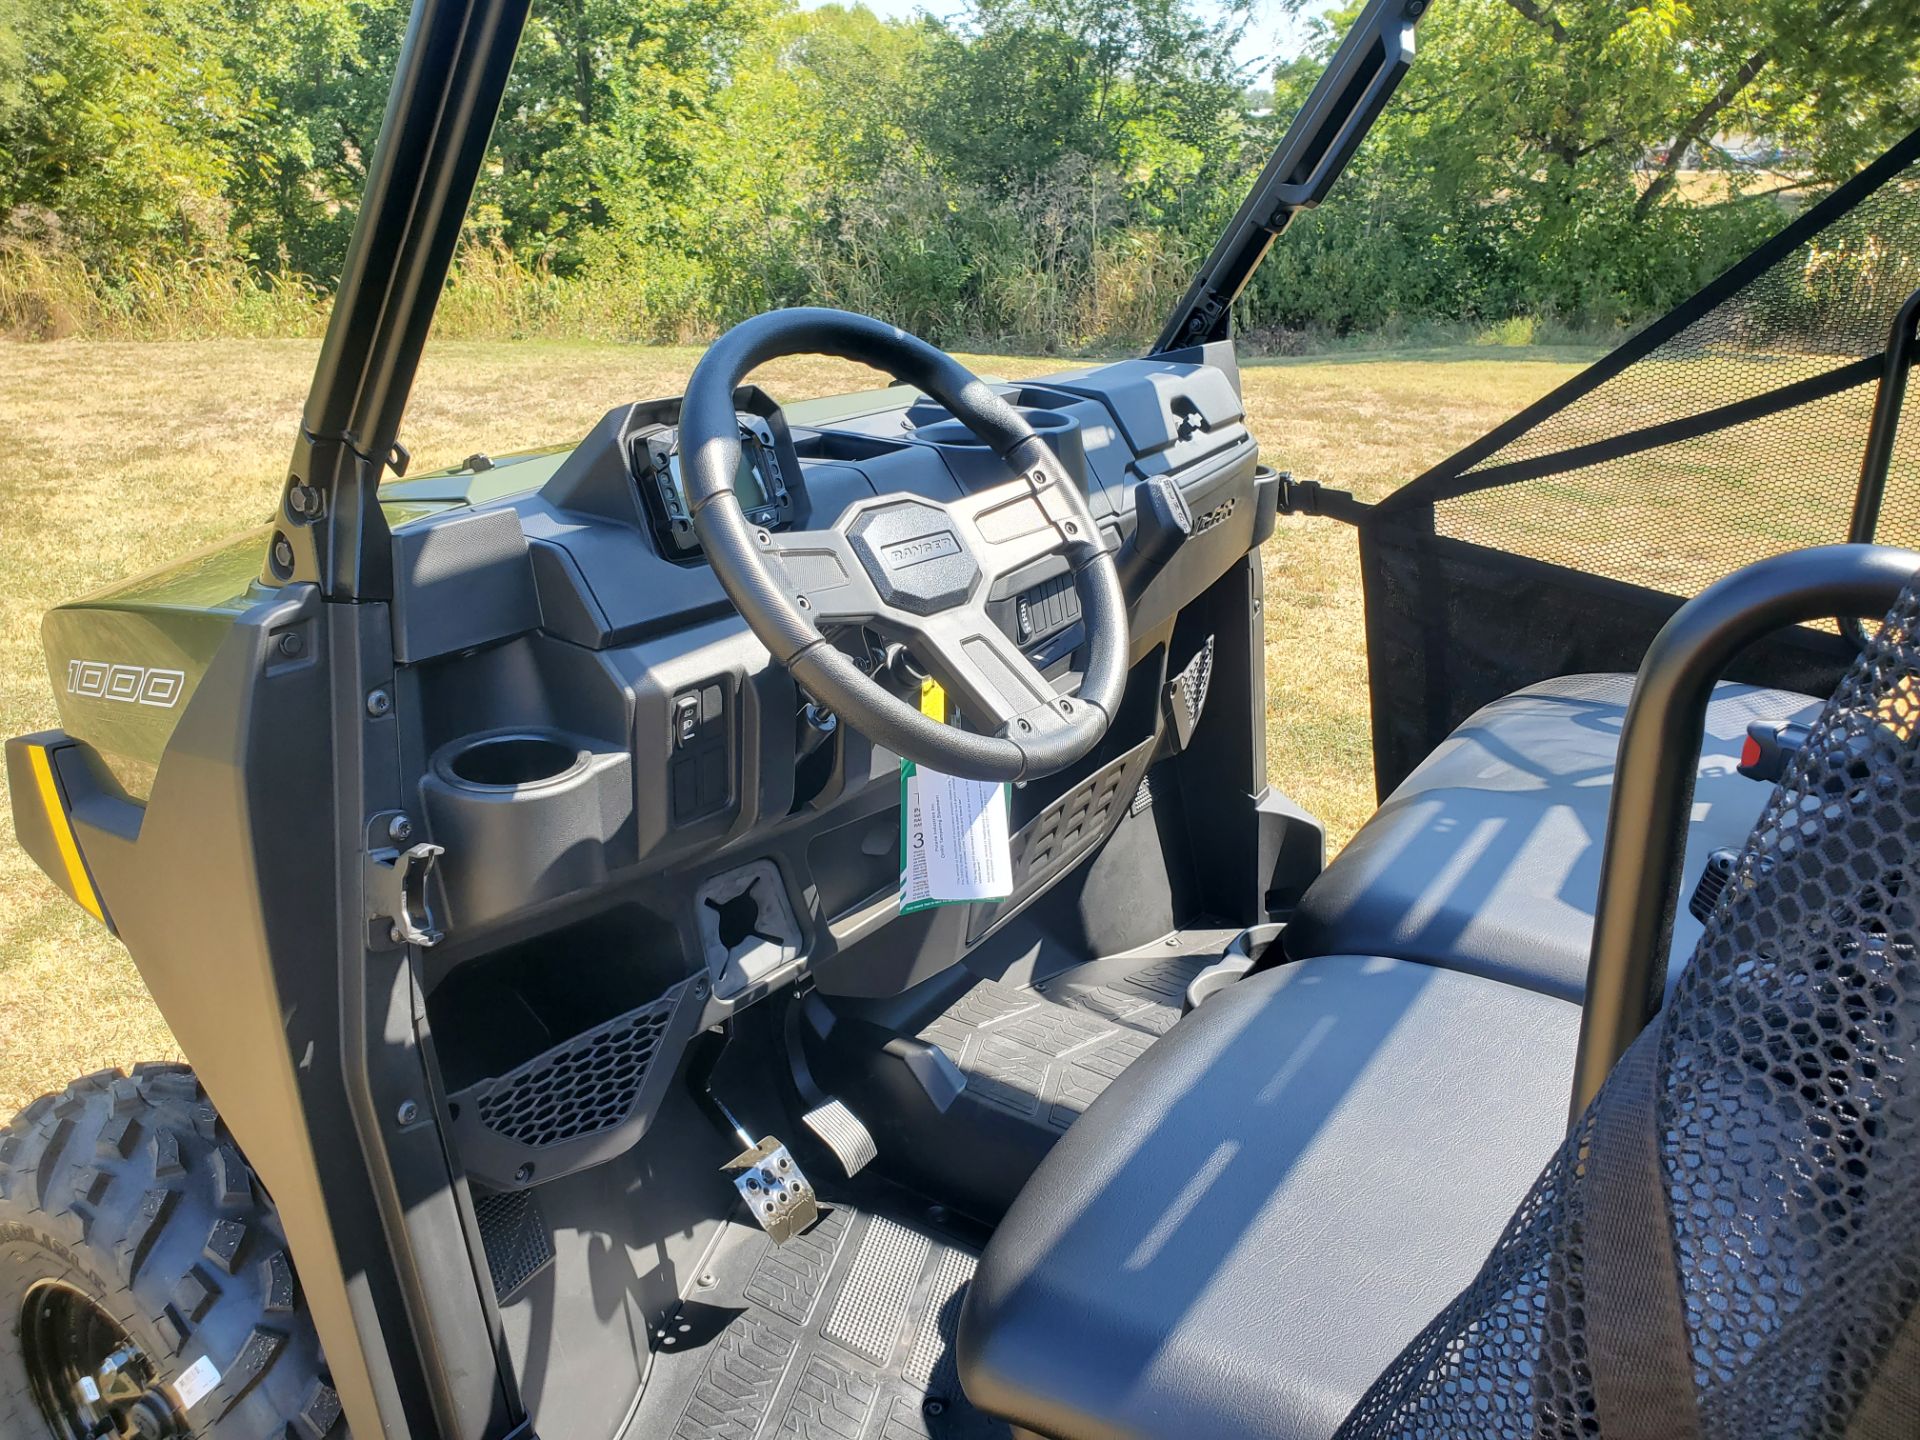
[681,308,1128,782]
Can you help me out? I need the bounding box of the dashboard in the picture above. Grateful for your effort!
[385,347,1274,1020]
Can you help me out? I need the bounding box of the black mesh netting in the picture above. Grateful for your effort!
[1359,131,1920,797]
[1335,581,1920,1440]
[1424,165,1920,593]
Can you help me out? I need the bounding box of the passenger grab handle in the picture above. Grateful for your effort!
[1571,543,1920,1123]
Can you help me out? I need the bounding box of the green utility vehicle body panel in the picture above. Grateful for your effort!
[42,530,272,801]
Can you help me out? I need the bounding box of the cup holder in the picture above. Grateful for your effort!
[442,732,585,790]
[912,409,1074,447]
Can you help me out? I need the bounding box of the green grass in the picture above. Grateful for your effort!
[0,338,1596,1112]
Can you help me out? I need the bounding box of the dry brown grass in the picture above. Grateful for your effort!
[0,338,1589,1112]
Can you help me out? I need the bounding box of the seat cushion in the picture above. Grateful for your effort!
[957,955,1579,1440]
[1284,675,1820,1002]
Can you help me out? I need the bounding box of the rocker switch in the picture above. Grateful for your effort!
[669,683,732,824]
[672,693,701,749]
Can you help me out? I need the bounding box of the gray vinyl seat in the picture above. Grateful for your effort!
[957,675,1814,1440]
[957,953,1580,1440]
[1282,675,1820,1001]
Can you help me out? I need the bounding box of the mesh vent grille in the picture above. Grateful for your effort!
[472,1187,554,1301]
[1171,635,1215,730]
[1337,582,1920,1438]
[968,736,1159,946]
[471,982,687,1149]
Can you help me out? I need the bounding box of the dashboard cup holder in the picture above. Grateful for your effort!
[442,732,585,789]
[420,729,636,932]
[910,409,1074,448]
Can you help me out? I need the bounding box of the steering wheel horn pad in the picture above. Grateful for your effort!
[845,501,979,615]
[682,307,1128,783]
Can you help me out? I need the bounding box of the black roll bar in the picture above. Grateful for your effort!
[1841,286,1920,646]
[1569,543,1920,1121]
[270,0,534,601]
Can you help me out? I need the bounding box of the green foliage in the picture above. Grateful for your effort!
[1245,0,1920,338]
[2,0,1918,345]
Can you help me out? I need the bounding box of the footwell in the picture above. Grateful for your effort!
[637,1193,1008,1440]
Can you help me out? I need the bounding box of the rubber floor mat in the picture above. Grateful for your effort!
[917,948,1218,1137]
[638,1196,1008,1440]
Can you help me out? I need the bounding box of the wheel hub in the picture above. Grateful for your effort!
[18,1281,179,1439]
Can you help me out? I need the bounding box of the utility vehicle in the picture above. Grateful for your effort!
[5,0,1919,1436]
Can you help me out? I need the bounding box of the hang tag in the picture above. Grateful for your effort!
[900,760,1012,913]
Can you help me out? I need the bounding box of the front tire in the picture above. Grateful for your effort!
[0,1065,345,1438]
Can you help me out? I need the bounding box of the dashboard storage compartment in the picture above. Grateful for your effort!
[447,972,706,1190]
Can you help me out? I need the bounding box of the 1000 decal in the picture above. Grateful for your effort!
[66,660,186,708]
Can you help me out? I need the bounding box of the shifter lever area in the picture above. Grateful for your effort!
[1114,475,1194,592]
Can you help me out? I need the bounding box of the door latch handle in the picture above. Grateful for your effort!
[367,839,445,947]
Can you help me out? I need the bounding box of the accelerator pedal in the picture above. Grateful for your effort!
[785,991,879,1178]
[801,1097,878,1178]
[723,1138,818,1245]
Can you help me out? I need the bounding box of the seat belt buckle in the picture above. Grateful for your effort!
[1738,719,1811,782]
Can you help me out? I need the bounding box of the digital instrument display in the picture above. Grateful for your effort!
[636,413,794,560]
[667,434,773,513]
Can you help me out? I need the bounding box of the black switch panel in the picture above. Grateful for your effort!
[1015,573,1082,644]
[669,682,730,823]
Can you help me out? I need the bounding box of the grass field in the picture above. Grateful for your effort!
[0,338,1595,1112]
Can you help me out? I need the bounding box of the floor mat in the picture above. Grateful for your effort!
[639,1195,1008,1440]
[917,938,1229,1138]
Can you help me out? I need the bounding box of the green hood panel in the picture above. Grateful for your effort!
[45,529,278,799]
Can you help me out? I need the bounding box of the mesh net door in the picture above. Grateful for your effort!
[1359,128,1920,793]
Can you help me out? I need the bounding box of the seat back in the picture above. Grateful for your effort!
[1336,583,1920,1439]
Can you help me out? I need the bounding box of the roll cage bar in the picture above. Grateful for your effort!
[1152,0,1427,354]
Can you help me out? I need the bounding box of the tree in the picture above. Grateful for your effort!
[916,0,1251,199]
[478,0,773,270]
[0,0,242,261]
[1248,0,1920,331]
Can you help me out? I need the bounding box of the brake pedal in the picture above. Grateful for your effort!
[724,1137,818,1244]
[801,1097,878,1177]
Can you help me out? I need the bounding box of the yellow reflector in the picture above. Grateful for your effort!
[28,745,104,923]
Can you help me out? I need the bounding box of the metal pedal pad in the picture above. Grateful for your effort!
[802,1097,878,1177]
[723,1138,818,1244]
